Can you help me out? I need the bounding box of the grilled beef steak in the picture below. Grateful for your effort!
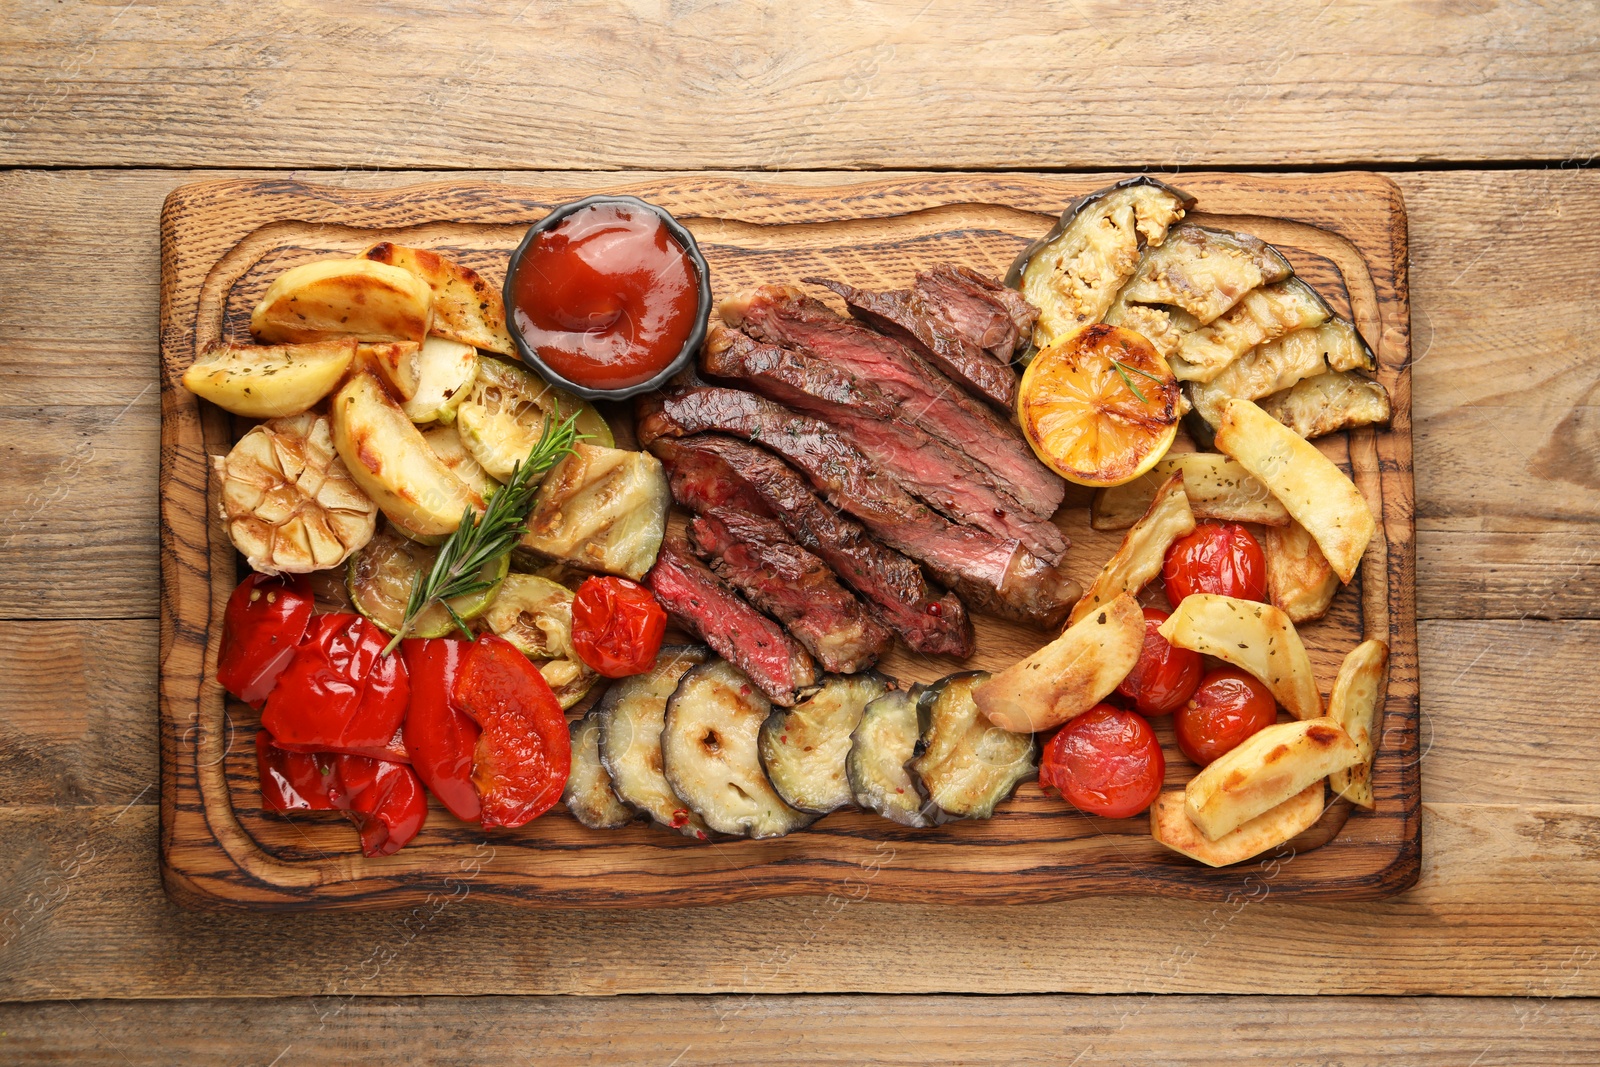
[701,323,1066,563]
[647,434,972,657]
[915,266,1038,359]
[644,536,818,706]
[719,285,1064,520]
[689,508,893,674]
[640,386,1079,627]
[809,272,1021,410]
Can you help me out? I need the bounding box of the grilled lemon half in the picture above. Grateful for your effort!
[1017,323,1180,487]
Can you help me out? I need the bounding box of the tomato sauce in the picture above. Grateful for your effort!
[508,202,701,390]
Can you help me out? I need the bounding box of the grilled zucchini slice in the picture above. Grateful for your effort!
[1007,177,1194,351]
[475,573,598,709]
[847,685,932,828]
[758,672,892,815]
[519,443,670,582]
[564,712,636,830]
[662,659,817,839]
[455,356,611,482]
[594,645,712,839]
[346,525,507,638]
[913,672,1037,821]
[1115,223,1293,326]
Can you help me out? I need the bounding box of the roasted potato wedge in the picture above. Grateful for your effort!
[418,422,498,499]
[1262,519,1341,623]
[1327,639,1390,809]
[1213,397,1376,583]
[1151,782,1324,867]
[330,371,483,539]
[250,258,432,344]
[520,443,669,582]
[973,593,1144,733]
[1185,717,1360,840]
[359,242,515,355]
[1258,369,1393,440]
[1007,177,1194,350]
[1158,594,1322,720]
[182,338,356,418]
[1169,279,1331,383]
[1116,223,1293,326]
[1070,473,1194,625]
[357,341,422,402]
[1091,451,1288,531]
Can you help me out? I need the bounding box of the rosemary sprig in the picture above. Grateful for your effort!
[1110,359,1167,405]
[381,409,585,655]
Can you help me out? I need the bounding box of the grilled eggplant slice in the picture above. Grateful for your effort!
[758,672,892,815]
[847,685,932,828]
[1257,370,1393,440]
[594,645,712,839]
[1115,223,1294,326]
[662,659,818,838]
[1168,278,1332,383]
[520,443,670,582]
[1007,177,1194,351]
[564,712,636,830]
[913,672,1037,821]
[475,573,598,709]
[1188,318,1376,426]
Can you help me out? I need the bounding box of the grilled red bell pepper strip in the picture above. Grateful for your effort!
[217,572,313,706]
[261,613,410,759]
[454,634,571,828]
[255,731,428,856]
[399,638,481,822]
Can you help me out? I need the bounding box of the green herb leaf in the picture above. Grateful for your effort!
[380,408,585,655]
[1110,360,1148,405]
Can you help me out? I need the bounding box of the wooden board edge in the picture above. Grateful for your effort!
[156,172,1421,910]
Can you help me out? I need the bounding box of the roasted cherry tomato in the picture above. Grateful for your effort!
[1174,667,1278,766]
[1162,521,1268,605]
[454,634,571,828]
[261,613,410,759]
[400,638,482,823]
[1116,607,1203,716]
[1039,704,1165,819]
[571,576,668,678]
[217,572,313,706]
[256,731,428,857]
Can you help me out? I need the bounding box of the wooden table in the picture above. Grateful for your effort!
[2,2,1597,1062]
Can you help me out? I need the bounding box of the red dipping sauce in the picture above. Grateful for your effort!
[508,202,701,391]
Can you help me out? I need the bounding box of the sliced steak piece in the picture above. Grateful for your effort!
[915,265,1038,360]
[640,387,1079,627]
[647,434,972,657]
[701,323,1066,563]
[688,508,893,674]
[719,284,1064,521]
[644,537,818,707]
[809,276,1020,410]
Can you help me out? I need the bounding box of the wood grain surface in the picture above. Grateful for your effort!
[2,166,1597,1005]
[1,1,1597,169]
[153,171,1416,909]
[3,995,1597,1066]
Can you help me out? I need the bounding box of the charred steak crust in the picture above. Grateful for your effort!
[914,265,1038,360]
[644,537,818,706]
[688,508,893,675]
[701,323,1066,563]
[808,275,1019,411]
[640,385,1077,627]
[718,284,1064,520]
[645,434,973,657]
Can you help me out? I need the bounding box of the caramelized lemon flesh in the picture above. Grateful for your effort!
[1018,324,1180,487]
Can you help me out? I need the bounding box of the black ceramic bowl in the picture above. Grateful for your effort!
[501,194,711,402]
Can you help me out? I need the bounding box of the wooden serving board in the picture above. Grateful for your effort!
[159,173,1417,910]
